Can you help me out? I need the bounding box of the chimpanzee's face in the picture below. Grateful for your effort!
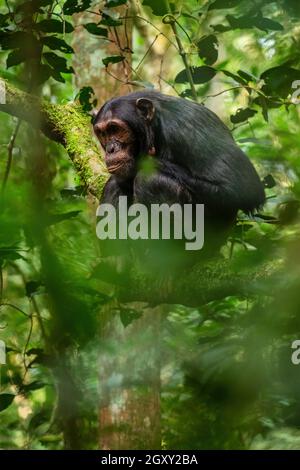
[94,110,137,179]
[93,97,155,180]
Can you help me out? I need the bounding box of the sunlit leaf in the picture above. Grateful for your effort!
[0,394,15,412]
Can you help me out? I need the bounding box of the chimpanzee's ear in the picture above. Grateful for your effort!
[90,108,98,118]
[136,98,155,122]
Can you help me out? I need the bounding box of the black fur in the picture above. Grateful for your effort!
[95,91,265,264]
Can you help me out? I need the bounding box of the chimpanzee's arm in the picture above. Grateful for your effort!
[133,167,192,206]
[101,175,133,206]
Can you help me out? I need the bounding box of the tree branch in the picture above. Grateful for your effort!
[116,258,280,307]
[0,80,108,198]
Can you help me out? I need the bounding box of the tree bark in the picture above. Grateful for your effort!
[72,3,133,104]
[99,308,161,449]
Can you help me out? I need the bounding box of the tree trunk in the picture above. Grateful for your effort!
[71,3,161,449]
[99,307,161,449]
[72,3,133,104]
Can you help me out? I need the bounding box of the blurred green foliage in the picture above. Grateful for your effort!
[0,0,300,450]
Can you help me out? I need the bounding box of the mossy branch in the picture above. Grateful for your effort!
[117,258,281,307]
[0,80,108,198]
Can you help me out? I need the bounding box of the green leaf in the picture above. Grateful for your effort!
[0,394,15,412]
[130,80,155,89]
[254,16,283,32]
[28,409,51,431]
[263,174,276,189]
[25,280,42,297]
[209,0,242,10]
[226,14,254,29]
[260,97,269,122]
[41,36,74,54]
[60,186,87,198]
[16,0,53,14]
[78,86,97,112]
[50,72,65,83]
[230,108,257,124]
[26,348,44,356]
[237,69,257,83]
[49,68,65,83]
[43,52,73,73]
[0,13,9,28]
[180,89,194,98]
[83,23,108,37]
[222,69,248,85]
[46,210,82,226]
[63,0,92,15]
[26,349,53,366]
[105,0,127,6]
[35,19,74,33]
[24,0,54,7]
[175,66,216,84]
[211,24,231,33]
[34,64,52,85]
[261,65,300,98]
[21,381,46,393]
[0,32,39,51]
[0,246,26,261]
[142,0,169,16]
[253,95,283,122]
[197,35,219,65]
[100,15,122,27]
[225,13,284,32]
[6,49,27,68]
[5,41,44,69]
[102,55,124,66]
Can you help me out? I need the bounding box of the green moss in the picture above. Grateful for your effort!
[3,80,108,198]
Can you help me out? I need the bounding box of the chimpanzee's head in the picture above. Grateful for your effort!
[93,95,156,180]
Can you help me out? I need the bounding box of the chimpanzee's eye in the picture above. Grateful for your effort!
[107,123,120,134]
[96,129,103,138]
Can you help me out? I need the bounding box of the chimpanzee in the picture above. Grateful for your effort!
[93,90,265,269]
